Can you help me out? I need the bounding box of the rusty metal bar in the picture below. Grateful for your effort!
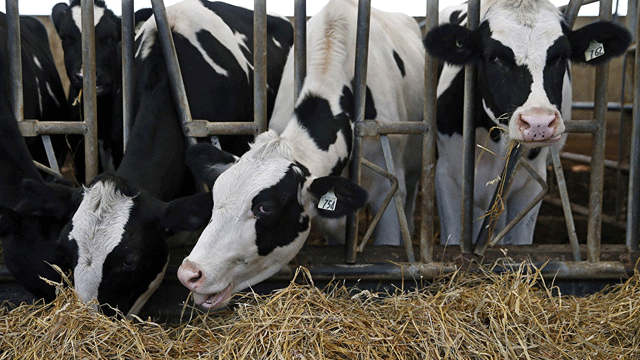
[6,0,23,122]
[550,146,581,261]
[150,0,197,146]
[81,0,99,183]
[294,0,307,102]
[122,0,135,151]
[17,120,87,135]
[253,0,267,135]
[627,0,640,252]
[586,0,613,263]
[461,0,480,253]
[422,0,439,263]
[185,121,256,137]
[346,0,371,264]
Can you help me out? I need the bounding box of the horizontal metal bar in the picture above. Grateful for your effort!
[185,121,256,137]
[560,151,630,172]
[355,120,428,137]
[564,120,599,133]
[18,120,87,136]
[544,195,627,229]
[572,101,633,112]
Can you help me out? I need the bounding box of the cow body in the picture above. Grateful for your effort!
[177,0,424,310]
[424,0,631,245]
[47,0,293,316]
[0,14,74,301]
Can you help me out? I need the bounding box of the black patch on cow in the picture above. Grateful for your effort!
[253,165,309,256]
[338,82,377,120]
[450,10,467,25]
[543,36,570,109]
[478,27,533,127]
[436,68,466,136]
[527,147,542,160]
[89,173,140,198]
[392,50,405,77]
[330,156,350,177]
[295,94,353,154]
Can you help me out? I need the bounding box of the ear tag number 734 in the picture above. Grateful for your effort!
[318,190,337,211]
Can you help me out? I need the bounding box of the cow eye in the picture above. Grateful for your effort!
[490,55,512,69]
[253,201,276,218]
[259,204,273,215]
[123,254,138,269]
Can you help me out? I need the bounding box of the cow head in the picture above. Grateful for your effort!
[52,0,120,96]
[424,0,631,146]
[55,173,212,316]
[178,136,367,309]
[0,180,77,302]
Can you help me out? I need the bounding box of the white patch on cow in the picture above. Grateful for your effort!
[272,37,282,49]
[126,257,168,317]
[71,182,134,305]
[136,0,252,81]
[46,82,61,108]
[71,5,106,33]
[34,77,43,115]
[32,55,42,70]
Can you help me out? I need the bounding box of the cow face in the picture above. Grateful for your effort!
[56,174,212,316]
[52,0,120,96]
[178,137,367,309]
[424,0,631,146]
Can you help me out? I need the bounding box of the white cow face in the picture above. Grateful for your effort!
[424,0,631,146]
[179,133,367,309]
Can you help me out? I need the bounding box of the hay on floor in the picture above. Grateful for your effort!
[0,264,639,359]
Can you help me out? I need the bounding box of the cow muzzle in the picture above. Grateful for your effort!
[514,108,564,144]
[177,259,233,309]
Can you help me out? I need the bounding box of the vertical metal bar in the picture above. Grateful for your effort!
[294,0,307,102]
[615,52,629,221]
[150,0,197,146]
[82,0,99,183]
[460,0,479,253]
[122,0,135,152]
[627,2,640,252]
[254,0,268,135]
[586,0,612,263]
[6,0,23,122]
[563,0,584,27]
[550,146,581,261]
[345,0,371,264]
[422,0,439,263]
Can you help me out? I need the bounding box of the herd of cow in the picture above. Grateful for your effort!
[0,0,631,317]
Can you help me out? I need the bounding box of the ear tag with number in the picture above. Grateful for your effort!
[585,40,604,62]
[318,190,337,211]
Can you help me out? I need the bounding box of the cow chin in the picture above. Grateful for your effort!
[193,283,233,309]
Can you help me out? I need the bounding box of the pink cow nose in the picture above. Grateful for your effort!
[517,111,559,142]
[178,260,205,291]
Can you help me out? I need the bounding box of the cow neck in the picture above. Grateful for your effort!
[115,82,188,201]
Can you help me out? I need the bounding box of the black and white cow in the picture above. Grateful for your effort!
[424,0,631,245]
[0,12,70,175]
[0,14,74,301]
[51,0,152,176]
[177,0,424,309]
[19,0,293,316]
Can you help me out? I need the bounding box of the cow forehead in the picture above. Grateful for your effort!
[71,5,106,32]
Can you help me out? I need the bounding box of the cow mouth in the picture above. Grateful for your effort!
[193,283,233,309]
[521,133,562,145]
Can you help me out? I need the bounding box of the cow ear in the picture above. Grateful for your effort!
[134,8,153,29]
[424,24,482,65]
[21,179,78,220]
[186,143,238,189]
[51,3,69,32]
[162,192,213,233]
[308,176,368,218]
[0,206,20,236]
[568,21,632,65]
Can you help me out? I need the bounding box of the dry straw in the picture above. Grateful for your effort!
[1,263,639,359]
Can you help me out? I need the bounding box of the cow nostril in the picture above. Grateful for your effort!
[518,117,531,130]
[190,270,203,283]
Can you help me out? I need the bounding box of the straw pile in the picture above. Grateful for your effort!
[1,264,638,359]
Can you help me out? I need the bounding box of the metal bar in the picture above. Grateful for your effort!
[460,0,480,253]
[627,0,640,252]
[41,136,61,173]
[33,161,64,179]
[357,159,398,251]
[6,0,22,122]
[586,0,613,263]
[488,158,548,247]
[82,0,99,183]
[551,146,581,261]
[544,196,628,230]
[380,136,415,262]
[358,121,428,135]
[562,0,584,28]
[122,0,135,152]
[345,0,371,264]
[422,0,439,264]
[560,151,629,172]
[17,120,87,135]
[185,121,256,137]
[253,0,268,135]
[571,101,633,111]
[294,0,306,102]
[615,52,630,221]
[563,120,599,133]
[473,144,523,255]
[150,0,197,146]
